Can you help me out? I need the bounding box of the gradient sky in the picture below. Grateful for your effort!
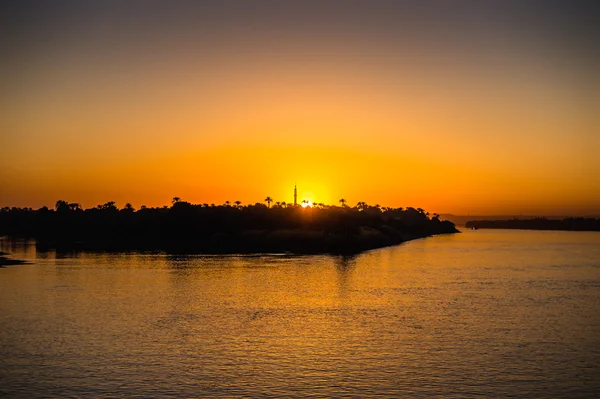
[1,1,599,215]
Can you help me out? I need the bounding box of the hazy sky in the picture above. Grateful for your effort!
[1,1,599,215]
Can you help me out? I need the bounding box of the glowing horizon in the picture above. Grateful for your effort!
[1,2,598,216]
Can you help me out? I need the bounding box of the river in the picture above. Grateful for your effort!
[1,229,599,398]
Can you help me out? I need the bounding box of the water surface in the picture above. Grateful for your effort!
[1,230,599,397]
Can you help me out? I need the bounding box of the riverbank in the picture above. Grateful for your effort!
[34,226,459,255]
[0,252,28,267]
[1,202,458,255]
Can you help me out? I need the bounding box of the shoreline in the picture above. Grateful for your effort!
[30,229,459,256]
[465,218,600,232]
[0,254,28,267]
[1,203,459,256]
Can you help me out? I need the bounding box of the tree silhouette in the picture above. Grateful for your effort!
[101,201,117,211]
[356,201,367,211]
[0,198,464,254]
[55,200,69,212]
[234,201,242,208]
[225,201,230,207]
[339,198,346,208]
[265,196,273,208]
[172,197,181,205]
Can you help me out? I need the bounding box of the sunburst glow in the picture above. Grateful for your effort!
[0,2,597,216]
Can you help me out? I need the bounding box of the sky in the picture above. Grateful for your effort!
[1,0,599,215]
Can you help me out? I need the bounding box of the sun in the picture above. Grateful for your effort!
[301,200,313,208]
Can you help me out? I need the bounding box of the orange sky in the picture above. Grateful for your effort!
[1,2,598,215]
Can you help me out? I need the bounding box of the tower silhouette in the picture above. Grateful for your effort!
[294,184,297,207]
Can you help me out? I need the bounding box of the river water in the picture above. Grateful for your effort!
[1,229,599,398]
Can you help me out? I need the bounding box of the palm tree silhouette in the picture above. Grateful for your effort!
[265,197,273,208]
[356,201,367,211]
[234,201,242,208]
[339,198,346,208]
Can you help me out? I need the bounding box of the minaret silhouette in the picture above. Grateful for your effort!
[294,184,297,206]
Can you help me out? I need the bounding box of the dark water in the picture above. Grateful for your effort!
[1,230,599,398]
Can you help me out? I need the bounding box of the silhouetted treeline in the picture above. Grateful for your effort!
[465,217,600,232]
[0,200,457,254]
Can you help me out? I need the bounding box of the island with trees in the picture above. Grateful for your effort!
[0,198,458,254]
[465,217,600,232]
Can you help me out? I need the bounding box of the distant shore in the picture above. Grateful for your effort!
[1,200,458,255]
[465,217,600,232]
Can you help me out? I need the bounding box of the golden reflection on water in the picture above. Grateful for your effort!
[1,230,599,397]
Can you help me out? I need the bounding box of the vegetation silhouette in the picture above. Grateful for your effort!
[264,197,273,208]
[0,199,458,254]
[465,217,600,231]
